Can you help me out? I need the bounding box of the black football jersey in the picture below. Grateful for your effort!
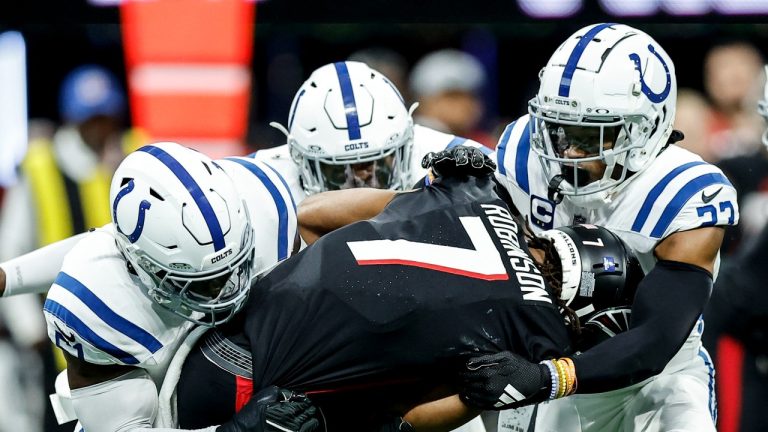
[178,176,572,430]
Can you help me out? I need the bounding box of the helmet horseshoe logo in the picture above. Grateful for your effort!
[628,44,671,103]
[112,179,152,243]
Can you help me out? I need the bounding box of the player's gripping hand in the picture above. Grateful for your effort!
[459,351,565,410]
[421,145,496,181]
[217,385,321,432]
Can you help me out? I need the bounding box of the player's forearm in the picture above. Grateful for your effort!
[572,260,712,393]
[298,188,399,244]
[1,232,87,297]
[404,395,481,432]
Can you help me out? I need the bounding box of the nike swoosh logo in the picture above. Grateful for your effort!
[54,321,76,343]
[701,187,723,204]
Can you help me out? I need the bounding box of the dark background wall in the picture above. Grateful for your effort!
[1,0,767,147]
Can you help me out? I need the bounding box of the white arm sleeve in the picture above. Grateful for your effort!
[1,232,88,297]
[70,369,218,432]
[0,179,36,261]
[0,294,46,347]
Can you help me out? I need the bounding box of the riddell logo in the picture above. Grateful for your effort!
[211,248,233,264]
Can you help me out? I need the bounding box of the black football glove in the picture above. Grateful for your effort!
[421,145,496,179]
[217,386,321,432]
[377,417,416,432]
[459,351,551,410]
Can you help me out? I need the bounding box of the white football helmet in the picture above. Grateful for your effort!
[757,65,768,147]
[271,61,415,195]
[110,142,254,326]
[529,23,677,208]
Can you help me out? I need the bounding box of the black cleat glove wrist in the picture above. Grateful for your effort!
[217,386,321,432]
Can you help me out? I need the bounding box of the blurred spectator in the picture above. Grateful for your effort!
[409,49,495,147]
[0,64,126,432]
[0,64,125,260]
[674,88,718,162]
[348,47,410,101]
[716,68,768,254]
[703,223,768,432]
[702,64,768,432]
[704,41,765,160]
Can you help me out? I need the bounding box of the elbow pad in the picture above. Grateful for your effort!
[71,369,158,431]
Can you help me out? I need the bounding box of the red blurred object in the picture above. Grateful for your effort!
[717,335,744,432]
[120,0,255,158]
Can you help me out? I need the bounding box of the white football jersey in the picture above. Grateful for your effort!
[252,124,489,201]
[495,115,739,272]
[495,114,731,432]
[250,144,307,204]
[44,227,192,385]
[216,157,298,266]
[43,157,298,387]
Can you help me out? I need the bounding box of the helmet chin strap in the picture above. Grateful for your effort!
[547,174,565,204]
[548,164,593,204]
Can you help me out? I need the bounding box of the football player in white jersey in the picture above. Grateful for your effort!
[258,60,488,204]
[456,23,737,431]
[260,60,489,432]
[37,142,317,431]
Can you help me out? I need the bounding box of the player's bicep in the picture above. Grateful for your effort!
[298,188,399,243]
[654,227,724,273]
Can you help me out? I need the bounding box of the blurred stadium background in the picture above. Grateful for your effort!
[3,0,768,159]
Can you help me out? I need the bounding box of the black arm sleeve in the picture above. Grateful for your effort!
[571,260,713,393]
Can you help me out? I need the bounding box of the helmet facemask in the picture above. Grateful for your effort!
[289,126,413,194]
[529,98,656,207]
[123,220,255,327]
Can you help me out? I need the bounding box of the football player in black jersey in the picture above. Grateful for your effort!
[172,147,641,431]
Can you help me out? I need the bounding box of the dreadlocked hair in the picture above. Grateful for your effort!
[523,218,581,333]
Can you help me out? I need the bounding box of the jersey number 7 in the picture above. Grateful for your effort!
[346,216,509,281]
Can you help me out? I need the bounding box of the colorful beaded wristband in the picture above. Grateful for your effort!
[541,360,558,400]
